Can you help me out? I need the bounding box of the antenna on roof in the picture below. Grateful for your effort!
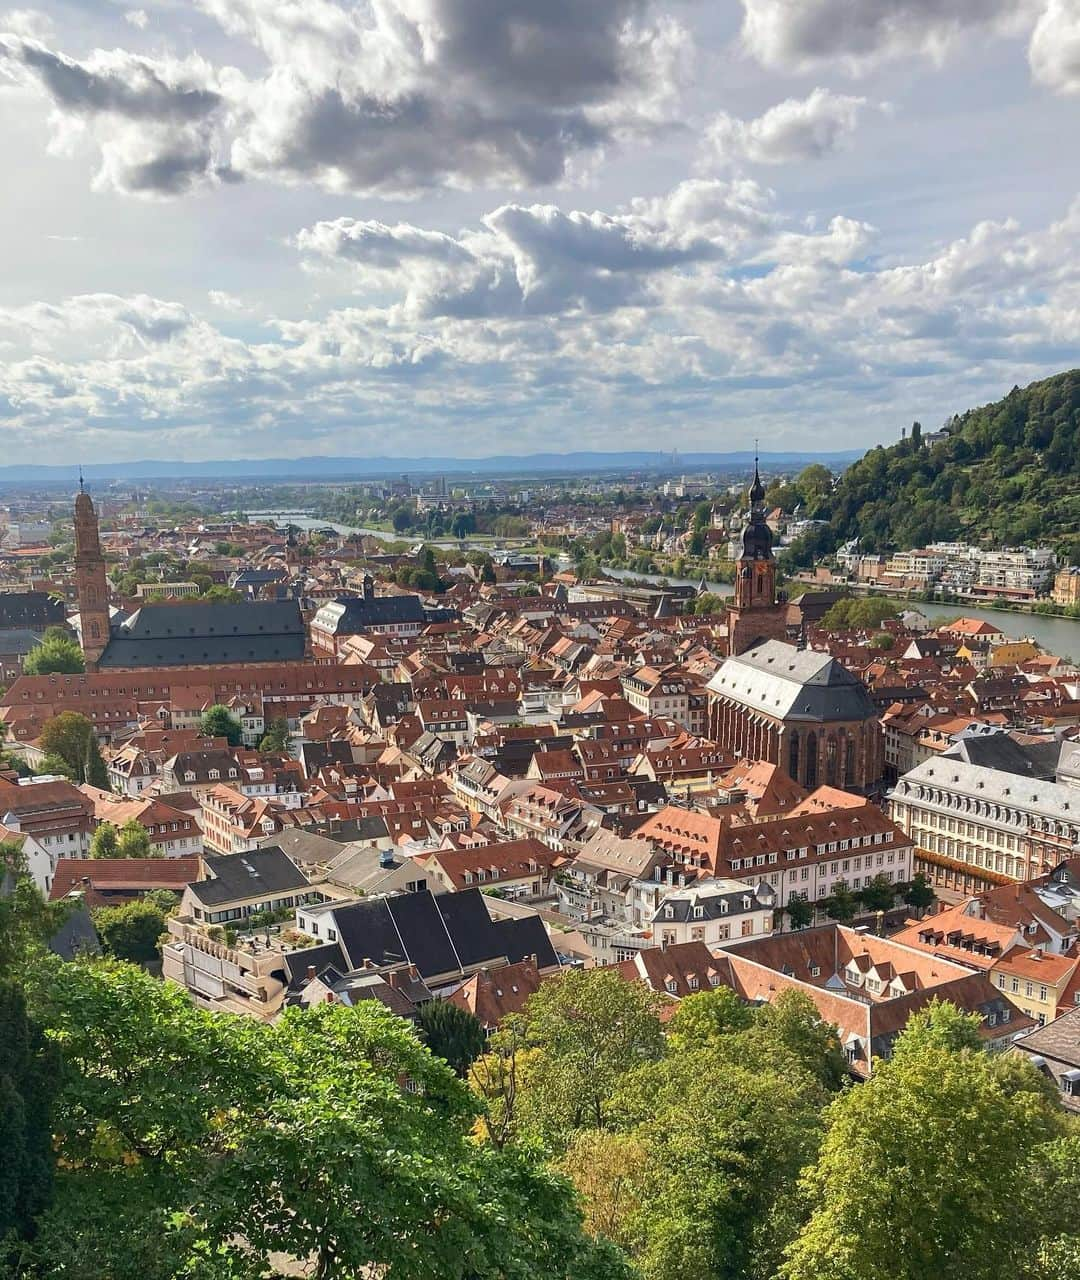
[78,467,85,493]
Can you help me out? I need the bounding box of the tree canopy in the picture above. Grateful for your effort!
[826,370,1080,557]
[36,712,109,789]
[17,958,628,1280]
[198,705,244,747]
[23,627,85,676]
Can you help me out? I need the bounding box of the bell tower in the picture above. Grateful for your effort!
[733,457,776,611]
[726,453,787,656]
[74,476,110,670]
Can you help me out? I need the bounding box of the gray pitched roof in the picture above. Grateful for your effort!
[188,846,310,906]
[98,600,306,668]
[707,639,877,723]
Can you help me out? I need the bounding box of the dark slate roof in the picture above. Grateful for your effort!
[0,628,45,655]
[328,887,555,979]
[282,942,348,988]
[315,595,427,632]
[298,740,354,778]
[0,591,65,630]
[945,733,1058,780]
[48,902,101,961]
[97,600,306,668]
[493,913,559,970]
[189,846,311,907]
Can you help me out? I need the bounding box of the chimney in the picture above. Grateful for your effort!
[306,965,316,982]
[1032,947,1043,961]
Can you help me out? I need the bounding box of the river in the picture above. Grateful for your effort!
[605,569,1078,657]
[249,513,1078,658]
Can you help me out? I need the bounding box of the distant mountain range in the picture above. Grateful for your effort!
[0,449,863,484]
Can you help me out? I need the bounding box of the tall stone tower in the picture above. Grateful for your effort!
[726,457,788,656]
[74,479,110,670]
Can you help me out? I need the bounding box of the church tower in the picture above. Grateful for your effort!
[74,479,110,670]
[733,460,777,610]
[725,457,788,656]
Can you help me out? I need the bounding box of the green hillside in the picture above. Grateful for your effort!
[792,371,1080,561]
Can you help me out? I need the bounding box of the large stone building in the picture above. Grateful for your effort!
[888,755,1080,892]
[73,486,306,670]
[706,640,883,793]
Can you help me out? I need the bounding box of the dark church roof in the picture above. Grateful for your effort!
[0,591,65,631]
[96,600,305,668]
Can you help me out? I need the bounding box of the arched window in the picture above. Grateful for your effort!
[805,732,818,789]
[89,621,99,639]
[789,732,800,782]
[85,585,97,604]
[825,734,838,787]
[757,573,764,595]
[845,735,856,788]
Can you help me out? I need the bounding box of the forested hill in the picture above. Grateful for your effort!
[824,371,1080,559]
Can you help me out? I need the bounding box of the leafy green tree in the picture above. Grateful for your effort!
[23,627,85,676]
[22,960,629,1280]
[116,818,154,859]
[0,980,57,1251]
[142,889,179,913]
[903,872,936,917]
[785,892,815,930]
[0,842,72,979]
[666,985,753,1052]
[821,598,899,630]
[858,874,897,913]
[37,712,109,789]
[93,900,168,964]
[200,585,243,603]
[257,716,290,753]
[488,968,664,1148]
[198,704,243,747]
[739,990,849,1092]
[89,822,119,859]
[603,1016,830,1280]
[823,880,857,924]
[36,752,75,780]
[782,1001,1067,1280]
[869,631,895,650]
[417,999,486,1077]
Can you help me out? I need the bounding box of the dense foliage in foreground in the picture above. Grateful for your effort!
[1,862,1079,1279]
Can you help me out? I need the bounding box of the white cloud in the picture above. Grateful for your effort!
[296,179,773,319]
[0,35,244,194]
[738,0,1038,73]
[704,88,871,167]
[220,0,690,195]
[125,9,150,30]
[1029,0,1080,93]
[3,0,692,198]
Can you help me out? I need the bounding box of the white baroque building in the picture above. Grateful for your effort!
[888,757,1080,893]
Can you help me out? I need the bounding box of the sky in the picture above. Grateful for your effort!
[2,0,1080,465]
